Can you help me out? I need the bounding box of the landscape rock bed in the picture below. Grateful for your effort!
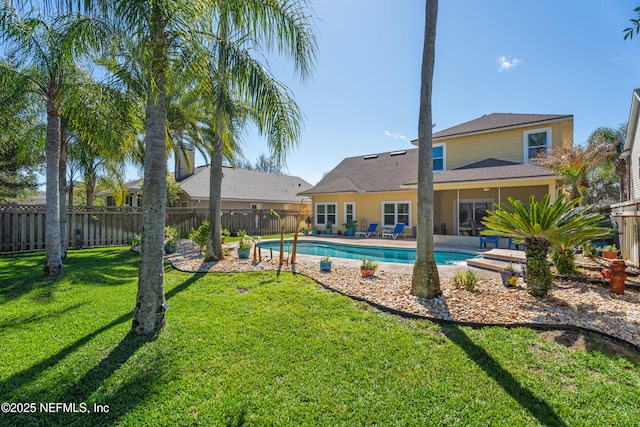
[167,240,640,349]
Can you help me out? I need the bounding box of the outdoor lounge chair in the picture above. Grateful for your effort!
[355,223,378,238]
[382,224,406,239]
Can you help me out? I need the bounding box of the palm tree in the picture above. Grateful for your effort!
[587,125,627,203]
[64,0,238,335]
[412,0,441,299]
[482,195,609,298]
[201,0,317,262]
[0,66,44,202]
[535,143,609,203]
[0,5,109,274]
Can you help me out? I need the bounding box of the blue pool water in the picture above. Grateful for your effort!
[258,240,476,265]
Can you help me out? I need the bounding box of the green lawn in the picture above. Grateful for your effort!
[0,247,638,426]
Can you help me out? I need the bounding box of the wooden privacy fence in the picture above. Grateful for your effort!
[0,205,310,254]
[611,200,640,267]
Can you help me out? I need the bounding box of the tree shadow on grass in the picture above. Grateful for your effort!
[1,273,203,426]
[441,324,569,427]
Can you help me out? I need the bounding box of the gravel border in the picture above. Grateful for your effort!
[166,239,640,352]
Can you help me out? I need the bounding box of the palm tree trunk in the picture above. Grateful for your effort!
[86,172,97,207]
[45,99,62,275]
[205,5,228,262]
[412,0,440,299]
[59,133,68,259]
[132,7,168,335]
[524,239,553,298]
[205,142,224,262]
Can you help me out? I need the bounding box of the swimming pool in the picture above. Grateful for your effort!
[258,240,476,265]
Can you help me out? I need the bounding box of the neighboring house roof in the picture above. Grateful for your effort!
[96,180,142,197]
[427,113,573,140]
[6,191,47,205]
[179,165,313,203]
[299,150,556,196]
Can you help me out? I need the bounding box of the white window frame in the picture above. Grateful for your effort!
[381,201,412,228]
[433,143,446,172]
[180,201,189,208]
[315,202,337,226]
[250,203,262,210]
[343,202,356,225]
[523,127,552,164]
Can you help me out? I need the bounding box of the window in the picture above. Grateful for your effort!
[250,203,262,210]
[382,201,411,227]
[524,128,551,163]
[106,196,115,206]
[315,202,337,226]
[433,143,445,171]
[180,202,189,208]
[344,202,356,225]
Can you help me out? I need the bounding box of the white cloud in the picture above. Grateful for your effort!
[497,55,522,72]
[384,130,406,140]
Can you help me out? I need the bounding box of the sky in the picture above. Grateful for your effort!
[10,1,640,187]
[172,0,640,187]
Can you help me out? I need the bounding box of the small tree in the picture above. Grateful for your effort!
[482,195,610,297]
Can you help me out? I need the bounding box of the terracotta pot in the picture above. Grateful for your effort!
[361,267,376,277]
[602,251,618,259]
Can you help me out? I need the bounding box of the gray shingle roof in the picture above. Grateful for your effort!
[297,149,419,195]
[299,149,555,195]
[181,165,313,203]
[432,113,572,139]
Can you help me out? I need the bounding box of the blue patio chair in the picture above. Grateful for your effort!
[355,222,378,238]
[479,234,499,248]
[382,224,406,239]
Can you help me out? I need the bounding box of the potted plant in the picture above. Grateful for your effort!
[320,255,332,272]
[325,222,333,235]
[164,238,177,254]
[361,257,378,277]
[237,230,253,259]
[499,262,519,287]
[601,244,619,259]
[343,218,357,237]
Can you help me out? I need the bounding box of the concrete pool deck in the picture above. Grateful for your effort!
[258,235,511,279]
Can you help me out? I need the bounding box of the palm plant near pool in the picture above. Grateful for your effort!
[482,194,610,298]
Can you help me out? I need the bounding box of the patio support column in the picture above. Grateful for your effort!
[498,187,501,205]
[456,188,460,236]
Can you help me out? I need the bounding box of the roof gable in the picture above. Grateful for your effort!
[430,113,572,140]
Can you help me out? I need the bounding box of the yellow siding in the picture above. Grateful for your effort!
[311,192,418,236]
[436,119,572,170]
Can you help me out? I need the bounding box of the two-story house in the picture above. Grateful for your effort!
[298,113,572,240]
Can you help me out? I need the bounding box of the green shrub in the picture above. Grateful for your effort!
[453,270,480,291]
[130,233,141,248]
[189,221,210,248]
[165,225,179,238]
[551,249,577,275]
[582,242,598,258]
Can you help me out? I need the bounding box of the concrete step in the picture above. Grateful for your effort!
[466,257,524,274]
[479,248,526,262]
